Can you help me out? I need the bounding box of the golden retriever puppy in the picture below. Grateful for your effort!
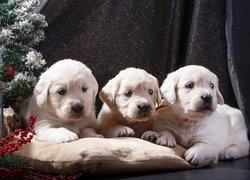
[150,65,249,165]
[27,59,103,143]
[97,67,161,138]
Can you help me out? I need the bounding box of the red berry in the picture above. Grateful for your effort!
[5,64,15,78]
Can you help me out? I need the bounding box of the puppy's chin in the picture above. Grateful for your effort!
[172,104,215,122]
[191,102,217,117]
[118,106,155,123]
[54,112,85,124]
[59,116,79,124]
[186,107,218,123]
[186,109,213,119]
[126,117,150,123]
[123,112,154,123]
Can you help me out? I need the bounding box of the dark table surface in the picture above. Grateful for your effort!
[89,157,250,180]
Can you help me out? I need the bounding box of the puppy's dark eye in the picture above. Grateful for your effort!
[124,90,132,97]
[148,89,153,95]
[210,83,214,89]
[58,89,66,95]
[82,86,88,92]
[185,82,194,89]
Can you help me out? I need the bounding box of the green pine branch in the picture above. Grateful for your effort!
[0,0,18,26]
[0,0,47,107]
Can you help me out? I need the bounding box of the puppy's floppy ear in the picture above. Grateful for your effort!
[89,74,99,103]
[216,88,224,104]
[34,76,51,108]
[214,75,224,105]
[93,83,98,103]
[216,85,224,104]
[99,78,120,108]
[160,72,179,104]
[150,76,162,105]
[156,87,163,105]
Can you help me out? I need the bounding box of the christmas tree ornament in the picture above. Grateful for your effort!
[5,65,15,79]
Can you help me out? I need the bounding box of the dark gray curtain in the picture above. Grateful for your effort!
[226,0,250,133]
[37,0,249,133]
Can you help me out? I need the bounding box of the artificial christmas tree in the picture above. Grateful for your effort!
[0,0,48,175]
[0,0,47,137]
[0,0,47,107]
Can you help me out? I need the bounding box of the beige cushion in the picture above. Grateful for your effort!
[15,137,213,175]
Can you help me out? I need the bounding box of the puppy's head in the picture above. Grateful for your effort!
[99,67,161,123]
[160,65,224,121]
[34,59,98,123]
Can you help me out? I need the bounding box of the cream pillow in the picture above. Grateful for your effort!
[15,137,213,175]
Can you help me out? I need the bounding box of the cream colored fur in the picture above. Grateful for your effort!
[27,59,103,143]
[149,65,249,165]
[97,67,161,138]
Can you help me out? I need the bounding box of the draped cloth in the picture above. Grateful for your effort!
[37,0,250,133]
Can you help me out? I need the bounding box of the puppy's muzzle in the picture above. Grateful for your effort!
[199,94,212,112]
[137,103,152,117]
[71,103,84,117]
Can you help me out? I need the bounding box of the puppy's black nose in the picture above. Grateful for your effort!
[201,94,212,103]
[137,103,152,113]
[71,103,84,113]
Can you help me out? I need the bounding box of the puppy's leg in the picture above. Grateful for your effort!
[79,128,104,138]
[184,143,218,165]
[155,130,177,147]
[102,124,135,138]
[35,127,78,143]
[141,130,160,143]
[219,141,250,160]
[219,107,250,160]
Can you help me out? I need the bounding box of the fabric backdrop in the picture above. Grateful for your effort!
[36,0,249,134]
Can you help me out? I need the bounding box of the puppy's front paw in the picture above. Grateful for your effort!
[141,130,160,142]
[117,126,135,137]
[53,128,78,143]
[104,125,135,137]
[184,144,216,165]
[184,147,205,165]
[37,128,78,143]
[156,130,176,147]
